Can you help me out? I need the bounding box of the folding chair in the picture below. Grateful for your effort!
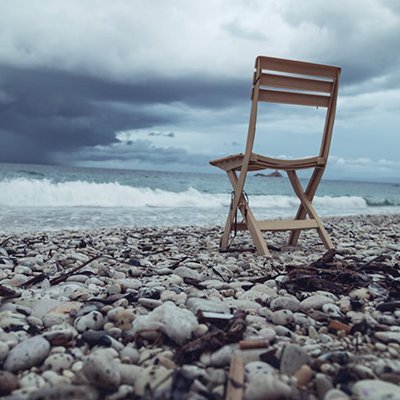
[210,56,341,256]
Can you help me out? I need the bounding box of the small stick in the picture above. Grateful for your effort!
[239,338,269,350]
[50,254,106,286]
[226,354,244,400]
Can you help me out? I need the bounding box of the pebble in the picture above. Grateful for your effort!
[4,336,51,372]
[280,344,309,375]
[0,371,19,396]
[352,379,400,400]
[1,216,399,399]
[82,350,121,390]
[132,301,198,345]
[74,310,104,332]
[271,309,294,325]
[270,295,300,312]
[244,373,292,400]
[300,295,335,311]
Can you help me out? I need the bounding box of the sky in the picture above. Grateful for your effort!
[0,0,399,181]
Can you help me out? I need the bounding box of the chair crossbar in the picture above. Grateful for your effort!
[257,56,339,78]
[257,89,330,107]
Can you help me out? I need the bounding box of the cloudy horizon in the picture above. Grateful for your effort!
[1,0,400,182]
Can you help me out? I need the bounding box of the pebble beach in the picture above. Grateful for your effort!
[0,214,400,400]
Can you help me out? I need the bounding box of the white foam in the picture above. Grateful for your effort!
[0,177,368,210]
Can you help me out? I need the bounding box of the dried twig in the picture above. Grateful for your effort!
[49,254,107,286]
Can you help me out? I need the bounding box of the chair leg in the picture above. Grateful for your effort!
[221,170,270,256]
[287,171,333,250]
[288,168,322,246]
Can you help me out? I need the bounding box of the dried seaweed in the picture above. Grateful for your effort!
[283,250,400,296]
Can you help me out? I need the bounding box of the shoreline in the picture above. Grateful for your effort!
[0,214,399,399]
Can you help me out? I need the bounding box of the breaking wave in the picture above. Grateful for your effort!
[0,177,391,211]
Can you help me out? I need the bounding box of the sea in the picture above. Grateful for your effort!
[0,162,399,233]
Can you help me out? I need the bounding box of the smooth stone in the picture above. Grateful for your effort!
[375,331,400,343]
[43,352,74,373]
[270,296,300,312]
[4,336,51,372]
[120,345,140,364]
[324,388,351,400]
[352,379,400,400]
[74,311,104,332]
[244,374,292,400]
[132,301,198,345]
[315,373,334,399]
[116,278,142,290]
[134,365,172,397]
[270,310,294,326]
[82,350,121,390]
[280,344,309,375]
[186,297,230,314]
[0,371,19,396]
[174,266,203,280]
[300,295,334,311]
[244,361,275,378]
[29,384,99,400]
[0,341,9,361]
[113,309,136,331]
[224,299,262,312]
[209,345,234,367]
[117,363,142,385]
[19,372,46,389]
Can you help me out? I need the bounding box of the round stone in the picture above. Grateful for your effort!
[4,336,51,372]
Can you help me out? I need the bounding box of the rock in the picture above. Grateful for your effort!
[352,379,400,400]
[186,297,230,314]
[120,345,140,364]
[4,336,51,372]
[174,266,203,280]
[244,374,292,400]
[29,384,99,400]
[43,353,74,373]
[374,331,400,343]
[209,345,234,367]
[324,388,351,400]
[270,296,300,312]
[315,373,334,399]
[0,341,9,361]
[270,309,294,325]
[300,295,334,312]
[280,344,309,375]
[244,361,275,377]
[0,371,19,396]
[19,372,46,389]
[74,311,104,332]
[82,350,121,390]
[132,301,198,345]
[134,365,173,398]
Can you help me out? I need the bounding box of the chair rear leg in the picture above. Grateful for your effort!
[287,170,333,250]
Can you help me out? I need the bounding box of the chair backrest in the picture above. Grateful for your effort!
[250,56,341,161]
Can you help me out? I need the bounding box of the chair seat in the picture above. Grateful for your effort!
[209,153,325,172]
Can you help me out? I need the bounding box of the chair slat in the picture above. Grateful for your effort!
[259,73,333,93]
[257,56,340,78]
[258,89,330,107]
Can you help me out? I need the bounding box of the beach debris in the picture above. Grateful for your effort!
[0,214,400,398]
[226,354,244,400]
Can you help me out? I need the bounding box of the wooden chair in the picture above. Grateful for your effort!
[210,56,341,256]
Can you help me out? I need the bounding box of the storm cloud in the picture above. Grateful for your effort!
[0,0,400,179]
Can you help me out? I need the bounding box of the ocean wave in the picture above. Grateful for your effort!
[0,177,392,210]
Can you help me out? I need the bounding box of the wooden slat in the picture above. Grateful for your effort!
[259,73,333,93]
[258,219,319,231]
[232,219,319,232]
[257,56,340,78]
[258,89,330,107]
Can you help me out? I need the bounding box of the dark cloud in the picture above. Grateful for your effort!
[148,132,175,138]
[0,65,247,164]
